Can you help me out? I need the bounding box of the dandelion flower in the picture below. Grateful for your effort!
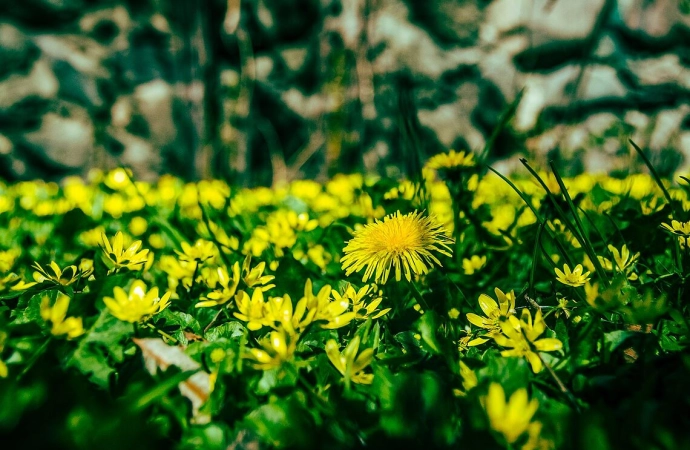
[341,211,453,284]
[425,150,475,171]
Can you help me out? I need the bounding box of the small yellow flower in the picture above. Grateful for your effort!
[103,168,133,191]
[483,383,539,444]
[234,289,269,331]
[303,279,355,329]
[448,308,460,319]
[332,283,390,320]
[325,335,374,385]
[176,239,216,264]
[244,327,297,370]
[100,231,150,273]
[466,288,516,345]
[242,255,275,291]
[597,244,639,281]
[462,255,487,275]
[196,263,241,308]
[128,216,148,236]
[660,219,690,236]
[0,248,20,273]
[458,360,477,393]
[493,309,563,373]
[103,280,171,323]
[31,261,82,286]
[40,292,84,339]
[554,264,590,287]
[265,293,315,334]
[341,211,453,284]
[0,330,8,377]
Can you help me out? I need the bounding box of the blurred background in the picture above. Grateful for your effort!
[0,0,690,185]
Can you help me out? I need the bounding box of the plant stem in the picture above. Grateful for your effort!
[407,280,431,312]
[145,322,178,344]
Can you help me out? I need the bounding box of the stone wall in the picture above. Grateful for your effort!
[1,0,690,183]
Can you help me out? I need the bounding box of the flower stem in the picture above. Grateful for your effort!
[145,322,178,344]
[407,280,430,312]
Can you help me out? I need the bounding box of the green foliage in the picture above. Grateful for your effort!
[0,161,689,449]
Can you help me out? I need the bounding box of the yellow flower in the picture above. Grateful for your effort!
[325,335,374,385]
[242,255,275,291]
[597,244,639,281]
[265,293,315,334]
[459,360,477,393]
[425,150,476,171]
[341,211,453,284]
[196,263,241,308]
[40,292,84,339]
[100,231,150,273]
[103,280,171,323]
[31,261,82,286]
[466,288,516,345]
[303,279,355,329]
[175,239,216,264]
[128,216,148,236]
[554,264,590,287]
[332,283,390,320]
[462,255,487,275]
[0,248,20,273]
[661,218,690,248]
[234,289,269,331]
[483,383,539,444]
[660,219,690,236]
[244,327,297,370]
[493,309,563,373]
[103,168,133,191]
[0,330,8,377]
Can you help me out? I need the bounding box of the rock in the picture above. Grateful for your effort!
[649,106,690,151]
[0,59,59,112]
[21,103,94,169]
[0,134,13,156]
[482,0,607,43]
[0,23,39,80]
[626,54,690,90]
[281,46,308,72]
[618,0,690,39]
[133,80,174,143]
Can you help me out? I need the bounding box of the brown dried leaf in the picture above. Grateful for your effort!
[133,337,211,424]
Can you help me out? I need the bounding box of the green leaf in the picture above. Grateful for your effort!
[414,311,441,355]
[67,310,134,388]
[204,321,246,342]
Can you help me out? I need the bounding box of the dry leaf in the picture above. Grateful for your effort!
[133,337,211,424]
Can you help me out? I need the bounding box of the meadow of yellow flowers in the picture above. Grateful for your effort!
[0,151,688,449]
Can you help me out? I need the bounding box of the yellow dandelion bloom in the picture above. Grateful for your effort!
[554,264,591,287]
[103,280,171,323]
[425,150,476,171]
[341,211,453,284]
[483,383,539,444]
